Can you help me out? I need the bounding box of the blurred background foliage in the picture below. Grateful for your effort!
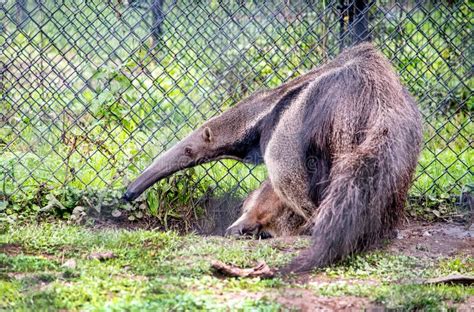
[0,0,472,225]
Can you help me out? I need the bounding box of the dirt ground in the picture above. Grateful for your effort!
[254,221,474,311]
[388,221,473,259]
[2,220,472,310]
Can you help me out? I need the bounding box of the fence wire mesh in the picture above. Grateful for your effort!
[1,0,472,213]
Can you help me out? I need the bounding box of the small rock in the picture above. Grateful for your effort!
[62,258,77,269]
[423,230,431,237]
[72,206,85,215]
[71,206,86,222]
[111,209,122,217]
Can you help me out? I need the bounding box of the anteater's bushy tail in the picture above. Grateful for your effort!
[283,135,401,272]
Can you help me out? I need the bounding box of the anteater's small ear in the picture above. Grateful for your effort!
[203,127,213,142]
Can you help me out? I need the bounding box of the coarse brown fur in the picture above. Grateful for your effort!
[225,180,307,238]
[124,43,423,274]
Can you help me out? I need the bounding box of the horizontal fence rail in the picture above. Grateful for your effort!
[1,0,472,216]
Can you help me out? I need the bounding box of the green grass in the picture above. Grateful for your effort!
[414,112,473,196]
[1,222,472,311]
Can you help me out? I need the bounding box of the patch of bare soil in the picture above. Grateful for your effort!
[449,296,474,311]
[388,221,473,258]
[218,289,383,311]
[0,243,23,256]
[289,272,380,287]
[0,243,81,261]
[275,289,383,312]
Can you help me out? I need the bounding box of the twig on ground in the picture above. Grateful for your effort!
[425,275,474,286]
[211,260,275,278]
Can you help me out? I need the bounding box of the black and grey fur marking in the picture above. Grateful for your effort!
[124,43,423,274]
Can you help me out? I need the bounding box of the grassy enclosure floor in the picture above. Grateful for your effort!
[0,221,472,311]
[1,2,472,310]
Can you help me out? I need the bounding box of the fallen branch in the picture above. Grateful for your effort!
[425,275,474,286]
[211,260,275,278]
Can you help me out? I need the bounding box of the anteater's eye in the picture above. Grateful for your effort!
[184,147,193,156]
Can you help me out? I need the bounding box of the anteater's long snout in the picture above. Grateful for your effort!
[123,143,188,202]
[123,190,139,202]
[123,166,165,202]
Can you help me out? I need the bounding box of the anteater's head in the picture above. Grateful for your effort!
[225,180,304,238]
[123,103,266,202]
[124,124,224,202]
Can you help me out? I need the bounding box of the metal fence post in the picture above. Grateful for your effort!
[15,0,27,28]
[350,0,371,44]
[151,0,164,47]
[340,0,371,48]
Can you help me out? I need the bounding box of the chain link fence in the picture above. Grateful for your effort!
[1,0,472,218]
